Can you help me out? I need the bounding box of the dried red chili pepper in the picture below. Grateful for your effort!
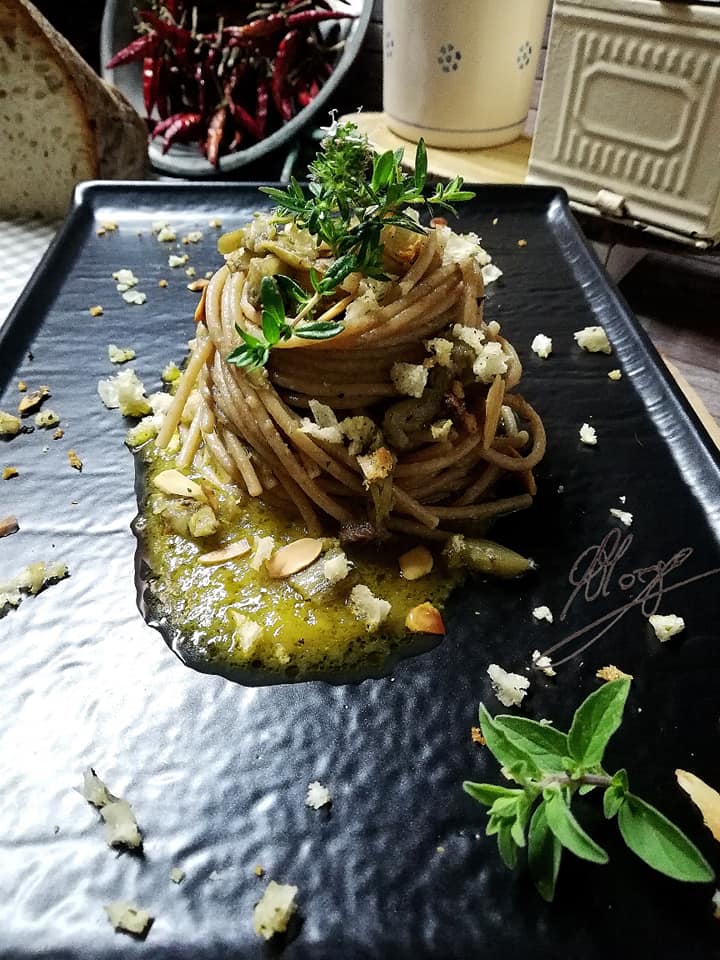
[205,106,227,166]
[137,10,193,49]
[255,80,269,138]
[152,112,204,152]
[106,34,157,70]
[272,29,302,122]
[286,9,355,27]
[223,13,287,46]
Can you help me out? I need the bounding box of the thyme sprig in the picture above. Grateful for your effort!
[230,122,475,371]
[464,679,714,901]
[227,275,344,370]
[261,121,475,279]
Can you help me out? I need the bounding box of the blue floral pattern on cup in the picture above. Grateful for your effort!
[517,41,532,69]
[437,43,462,73]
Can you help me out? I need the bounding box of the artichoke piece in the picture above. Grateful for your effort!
[442,534,531,578]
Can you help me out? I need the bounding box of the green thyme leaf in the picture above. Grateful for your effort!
[567,678,631,768]
[316,252,359,294]
[275,274,311,309]
[414,138,428,191]
[618,793,714,882]
[543,788,609,864]
[528,800,562,902]
[259,276,285,345]
[294,322,345,341]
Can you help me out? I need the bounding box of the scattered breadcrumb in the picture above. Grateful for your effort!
[122,289,147,306]
[183,231,203,244]
[649,613,685,642]
[253,882,298,940]
[349,584,391,632]
[323,551,350,584]
[209,218,223,228]
[430,418,453,441]
[17,381,26,392]
[105,902,153,937]
[3,466,19,480]
[608,369,622,380]
[609,507,633,527]
[471,726,486,745]
[675,769,720,842]
[68,449,83,471]
[579,423,597,445]
[487,663,530,707]
[158,279,169,288]
[101,221,118,233]
[517,239,527,247]
[574,325,612,354]
[492,217,498,225]
[34,409,59,428]
[78,768,142,848]
[398,545,434,580]
[89,305,104,317]
[112,269,139,292]
[249,535,275,571]
[305,781,332,809]
[596,664,633,682]
[186,266,197,278]
[98,369,151,417]
[162,361,181,383]
[0,411,22,436]
[391,361,428,398]
[205,270,213,278]
[169,867,186,884]
[169,253,189,268]
[531,649,556,677]
[156,225,176,242]
[0,516,19,539]
[532,605,554,623]
[531,333,553,359]
[0,561,68,613]
[254,864,265,877]
[108,344,136,364]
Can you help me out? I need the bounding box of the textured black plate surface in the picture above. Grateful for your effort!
[1,183,719,960]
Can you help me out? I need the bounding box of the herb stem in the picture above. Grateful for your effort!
[537,773,612,790]
[290,291,321,327]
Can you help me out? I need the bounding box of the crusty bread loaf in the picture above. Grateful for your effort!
[0,0,148,219]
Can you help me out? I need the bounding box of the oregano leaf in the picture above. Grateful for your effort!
[478,704,542,782]
[497,822,519,869]
[414,138,428,191]
[544,789,609,864]
[618,793,714,883]
[493,716,569,772]
[567,679,631,768]
[528,800,562,902]
[463,782,524,808]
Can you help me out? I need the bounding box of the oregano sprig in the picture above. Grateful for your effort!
[463,679,714,901]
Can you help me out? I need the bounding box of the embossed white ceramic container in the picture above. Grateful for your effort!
[383,0,549,148]
[527,0,720,246]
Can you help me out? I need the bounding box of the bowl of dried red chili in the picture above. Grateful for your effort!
[101,0,372,177]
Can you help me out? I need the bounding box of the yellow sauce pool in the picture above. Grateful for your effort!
[137,448,461,678]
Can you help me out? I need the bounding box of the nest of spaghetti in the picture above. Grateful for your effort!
[156,213,546,545]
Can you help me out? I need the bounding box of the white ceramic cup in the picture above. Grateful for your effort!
[383,0,549,149]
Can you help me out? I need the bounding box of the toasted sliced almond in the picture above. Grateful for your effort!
[187,278,209,292]
[194,283,208,324]
[18,385,50,416]
[266,538,323,579]
[198,539,251,566]
[405,602,445,635]
[0,516,19,538]
[676,770,720,842]
[152,469,204,499]
[398,545,434,581]
[68,449,83,471]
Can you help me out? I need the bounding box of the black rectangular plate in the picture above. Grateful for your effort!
[1,182,719,960]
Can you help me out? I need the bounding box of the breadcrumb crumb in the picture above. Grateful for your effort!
[471,727,486,745]
[3,466,19,480]
[596,664,633,682]
[68,450,83,471]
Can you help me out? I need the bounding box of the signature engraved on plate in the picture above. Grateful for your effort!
[540,529,720,668]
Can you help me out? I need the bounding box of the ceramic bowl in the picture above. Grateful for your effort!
[101,0,372,177]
